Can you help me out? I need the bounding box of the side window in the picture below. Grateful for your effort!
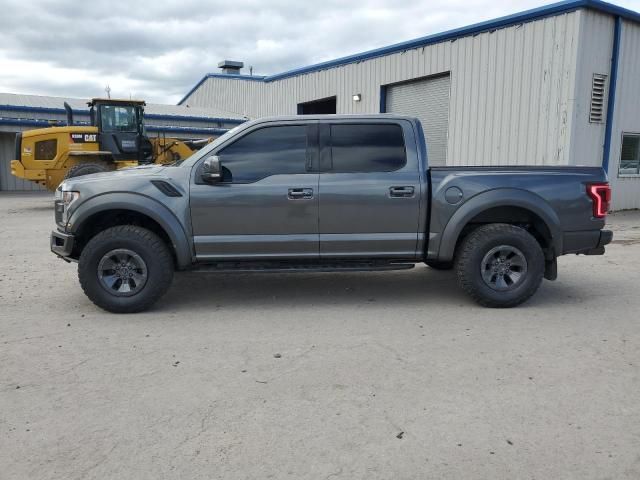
[219,125,308,183]
[35,139,57,160]
[100,106,137,132]
[619,134,640,175]
[329,124,406,173]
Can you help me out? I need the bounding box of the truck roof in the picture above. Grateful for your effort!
[250,113,418,123]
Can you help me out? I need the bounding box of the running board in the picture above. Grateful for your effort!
[189,260,416,274]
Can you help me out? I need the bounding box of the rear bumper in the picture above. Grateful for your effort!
[563,229,612,256]
[586,229,613,255]
[51,230,75,261]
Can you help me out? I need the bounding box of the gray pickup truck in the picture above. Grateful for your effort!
[51,115,612,313]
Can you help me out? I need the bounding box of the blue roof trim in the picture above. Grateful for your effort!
[0,104,88,116]
[0,104,244,125]
[0,118,61,128]
[145,125,230,135]
[144,113,244,124]
[179,0,640,104]
[0,117,232,136]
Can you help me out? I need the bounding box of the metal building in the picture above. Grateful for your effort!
[179,0,640,210]
[0,93,246,191]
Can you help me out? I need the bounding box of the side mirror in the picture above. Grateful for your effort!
[202,155,222,183]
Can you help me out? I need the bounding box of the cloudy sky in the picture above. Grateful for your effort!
[0,0,638,104]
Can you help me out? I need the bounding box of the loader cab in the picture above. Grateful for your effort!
[88,99,152,162]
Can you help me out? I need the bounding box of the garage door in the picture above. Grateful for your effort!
[385,74,450,166]
[0,132,45,191]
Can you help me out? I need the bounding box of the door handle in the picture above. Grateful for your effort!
[389,186,415,198]
[288,188,313,200]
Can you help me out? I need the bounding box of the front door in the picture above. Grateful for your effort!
[190,123,319,260]
[318,121,421,258]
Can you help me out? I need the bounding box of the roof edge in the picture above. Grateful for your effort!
[0,117,232,135]
[178,0,640,104]
[0,103,245,124]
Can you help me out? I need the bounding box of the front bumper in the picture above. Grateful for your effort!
[51,230,75,261]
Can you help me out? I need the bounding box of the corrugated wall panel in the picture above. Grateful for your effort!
[0,133,45,191]
[569,10,613,168]
[183,12,581,168]
[608,20,640,210]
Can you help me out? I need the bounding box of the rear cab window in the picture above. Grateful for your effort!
[328,123,406,173]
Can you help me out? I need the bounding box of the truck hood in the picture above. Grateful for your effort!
[59,165,167,191]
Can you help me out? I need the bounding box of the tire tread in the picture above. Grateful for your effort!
[455,223,544,308]
[78,225,173,313]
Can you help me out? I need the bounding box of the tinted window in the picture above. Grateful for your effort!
[219,126,308,183]
[330,124,406,172]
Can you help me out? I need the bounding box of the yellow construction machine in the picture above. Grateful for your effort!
[11,98,212,190]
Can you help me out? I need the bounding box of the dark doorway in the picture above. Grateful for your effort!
[297,96,337,114]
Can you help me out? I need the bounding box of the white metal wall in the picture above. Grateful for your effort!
[183,11,583,167]
[385,75,450,166]
[608,20,640,210]
[0,133,45,191]
[570,10,614,168]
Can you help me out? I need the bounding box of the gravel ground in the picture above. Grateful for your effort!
[1,192,639,480]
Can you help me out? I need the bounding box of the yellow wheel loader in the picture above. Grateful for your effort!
[11,98,212,191]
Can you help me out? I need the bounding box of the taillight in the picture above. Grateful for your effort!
[587,183,611,218]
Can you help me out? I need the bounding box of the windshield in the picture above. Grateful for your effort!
[100,105,138,132]
[172,124,244,166]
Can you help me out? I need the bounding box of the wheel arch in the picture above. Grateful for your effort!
[436,189,562,262]
[67,193,193,268]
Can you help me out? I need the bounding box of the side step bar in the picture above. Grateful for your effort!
[189,260,416,274]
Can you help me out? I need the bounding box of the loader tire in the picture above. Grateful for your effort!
[64,162,110,180]
[78,225,174,313]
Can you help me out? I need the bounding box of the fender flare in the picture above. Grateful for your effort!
[437,188,562,262]
[67,193,193,268]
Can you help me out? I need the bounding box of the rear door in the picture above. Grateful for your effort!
[189,122,320,260]
[318,121,422,258]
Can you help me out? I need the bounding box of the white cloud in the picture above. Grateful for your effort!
[0,0,638,104]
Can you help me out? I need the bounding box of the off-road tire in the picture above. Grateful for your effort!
[455,223,544,308]
[425,260,454,270]
[64,162,111,179]
[78,226,174,313]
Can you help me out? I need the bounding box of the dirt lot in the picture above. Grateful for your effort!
[1,192,639,480]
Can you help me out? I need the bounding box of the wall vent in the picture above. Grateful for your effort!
[589,74,607,123]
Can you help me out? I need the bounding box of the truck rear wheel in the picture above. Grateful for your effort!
[78,226,174,313]
[64,162,110,179]
[455,224,544,308]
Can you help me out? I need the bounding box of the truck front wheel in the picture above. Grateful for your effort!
[455,224,544,308]
[78,226,174,313]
